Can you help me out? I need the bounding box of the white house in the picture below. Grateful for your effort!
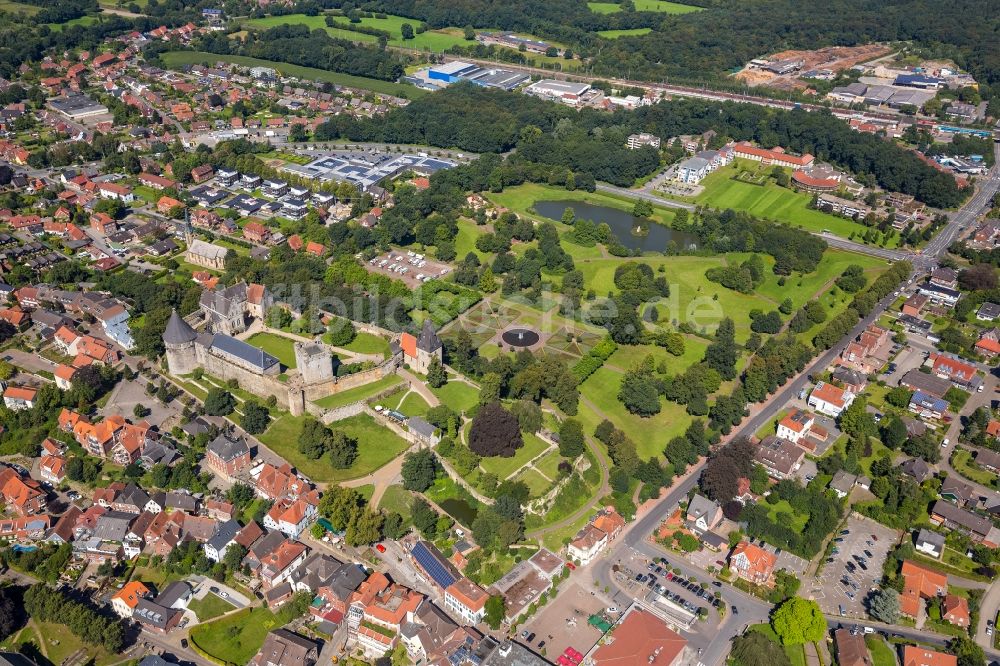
[443,578,488,625]
[915,529,945,559]
[205,519,242,562]
[807,381,855,417]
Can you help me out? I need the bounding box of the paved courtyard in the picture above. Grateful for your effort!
[99,377,186,430]
[522,582,607,660]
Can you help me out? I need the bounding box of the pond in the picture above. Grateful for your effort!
[534,200,700,252]
[437,498,478,527]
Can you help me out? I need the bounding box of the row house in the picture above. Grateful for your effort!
[350,572,425,657]
[566,507,625,565]
[252,462,316,501]
[264,497,317,539]
[928,353,981,391]
[259,539,309,590]
[0,467,46,515]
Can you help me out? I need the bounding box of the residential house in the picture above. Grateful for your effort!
[263,497,316,538]
[976,449,1000,474]
[829,471,859,498]
[250,629,319,666]
[902,647,956,666]
[729,541,777,586]
[975,329,1000,358]
[754,436,805,479]
[205,519,242,561]
[3,386,37,411]
[900,560,947,618]
[902,294,929,317]
[943,594,970,628]
[834,629,872,666]
[909,390,949,421]
[929,501,1000,546]
[566,508,624,565]
[0,468,46,515]
[112,581,151,618]
[940,477,976,506]
[205,431,251,478]
[685,495,723,534]
[808,382,855,417]
[976,303,1000,322]
[443,578,487,625]
[915,529,945,559]
[928,353,980,391]
[590,609,688,666]
[259,539,309,590]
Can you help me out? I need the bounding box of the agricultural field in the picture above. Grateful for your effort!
[588,0,702,13]
[597,28,653,38]
[245,12,469,52]
[244,13,379,43]
[257,412,410,483]
[160,51,425,98]
[47,14,99,30]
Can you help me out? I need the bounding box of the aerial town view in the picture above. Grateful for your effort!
[0,1,997,666]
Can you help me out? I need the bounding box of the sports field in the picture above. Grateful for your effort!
[684,161,899,247]
[159,51,425,98]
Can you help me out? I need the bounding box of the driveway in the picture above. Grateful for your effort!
[2,349,59,375]
[187,575,252,609]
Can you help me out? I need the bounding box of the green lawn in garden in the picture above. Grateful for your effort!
[395,391,431,416]
[258,412,409,482]
[160,51,425,98]
[245,332,299,369]
[597,28,652,38]
[311,373,403,410]
[952,448,997,486]
[190,607,279,666]
[342,331,390,356]
[430,381,480,414]
[605,338,708,376]
[478,431,551,480]
[514,467,553,495]
[683,160,899,247]
[761,497,809,532]
[188,594,236,622]
[866,636,898,666]
[534,450,567,480]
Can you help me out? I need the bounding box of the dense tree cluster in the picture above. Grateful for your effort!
[743,479,842,557]
[469,402,523,457]
[23,584,125,653]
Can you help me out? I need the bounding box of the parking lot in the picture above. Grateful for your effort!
[365,248,452,289]
[813,514,899,619]
[520,582,607,660]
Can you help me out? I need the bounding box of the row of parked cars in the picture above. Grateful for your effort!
[635,559,722,616]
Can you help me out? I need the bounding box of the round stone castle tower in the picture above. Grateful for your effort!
[163,309,199,375]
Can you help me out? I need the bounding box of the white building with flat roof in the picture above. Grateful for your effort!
[524,79,592,105]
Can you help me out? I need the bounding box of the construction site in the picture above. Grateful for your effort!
[735,45,892,90]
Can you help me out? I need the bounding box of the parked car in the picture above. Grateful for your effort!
[375,544,386,553]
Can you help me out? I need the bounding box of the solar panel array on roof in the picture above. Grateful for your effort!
[411,541,458,589]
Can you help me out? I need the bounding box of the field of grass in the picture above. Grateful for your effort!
[430,380,480,414]
[188,594,236,622]
[312,373,403,410]
[343,331,390,356]
[190,608,279,666]
[762,498,809,531]
[589,0,702,12]
[750,624,807,666]
[578,366,689,460]
[378,484,414,520]
[0,0,40,14]
[160,51,425,98]
[47,14,99,30]
[395,390,431,416]
[952,448,997,486]
[246,12,469,52]
[866,636,898,666]
[246,332,299,369]
[515,467,553,495]
[605,338,708,376]
[479,431,551,480]
[597,28,653,38]
[680,160,899,247]
[535,449,566,480]
[259,412,410,482]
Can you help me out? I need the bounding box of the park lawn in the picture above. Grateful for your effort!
[312,373,404,410]
[396,390,431,416]
[246,332,299,369]
[754,250,888,306]
[188,594,236,622]
[515,467,553,495]
[260,412,409,482]
[535,449,567,480]
[762,498,809,532]
[866,636,897,666]
[343,331,390,356]
[430,380,480,414]
[129,564,186,589]
[685,161,899,247]
[479,431,551,480]
[455,217,490,260]
[29,620,115,666]
[190,607,280,666]
[540,509,593,551]
[597,28,652,38]
[160,51,425,98]
[578,366,690,460]
[377,484,413,521]
[605,338,708,376]
[578,254,776,341]
[488,182,677,232]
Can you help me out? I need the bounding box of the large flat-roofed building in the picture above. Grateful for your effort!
[427,61,479,84]
[523,79,592,105]
[49,94,109,119]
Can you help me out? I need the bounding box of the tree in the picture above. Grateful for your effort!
[0,586,24,640]
[463,25,475,40]
[880,416,908,450]
[203,388,235,416]
[632,199,653,218]
[469,403,523,457]
[618,370,661,417]
[327,430,358,469]
[346,510,383,546]
[241,401,271,435]
[731,631,791,666]
[300,418,331,460]
[838,398,876,442]
[133,403,149,419]
[771,598,826,645]
[704,318,738,380]
[427,357,447,388]
[401,449,439,492]
[226,483,255,509]
[950,637,986,666]
[410,496,439,537]
[885,386,912,408]
[400,23,414,39]
[484,595,505,629]
[222,544,247,572]
[559,419,585,457]
[868,588,900,623]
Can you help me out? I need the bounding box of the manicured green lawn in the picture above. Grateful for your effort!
[597,28,652,38]
[259,412,410,482]
[395,391,431,416]
[866,636,898,666]
[682,160,899,247]
[606,338,708,376]
[377,484,413,521]
[534,450,567,480]
[245,12,469,52]
[431,381,480,414]
[246,332,299,369]
[578,366,690,460]
[160,51,425,98]
[343,331,390,356]
[952,448,997,486]
[312,373,403,410]
[188,594,236,622]
[762,498,809,531]
[479,431,551,480]
[515,467,553,495]
[190,607,280,666]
